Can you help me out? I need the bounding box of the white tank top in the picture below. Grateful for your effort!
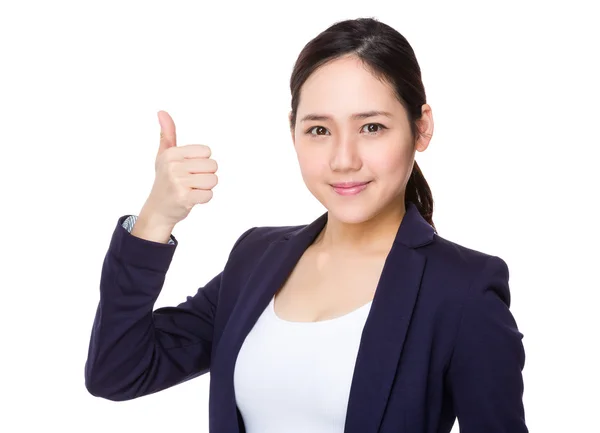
[233,295,373,433]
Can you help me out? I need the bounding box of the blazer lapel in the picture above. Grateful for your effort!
[344,202,435,433]
[212,213,328,433]
[343,245,427,432]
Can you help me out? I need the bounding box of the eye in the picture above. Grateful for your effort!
[361,123,387,134]
[306,126,330,136]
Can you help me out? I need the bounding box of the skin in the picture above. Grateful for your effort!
[274,54,434,322]
[290,54,434,255]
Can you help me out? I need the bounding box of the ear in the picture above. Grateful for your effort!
[415,103,434,153]
[288,111,296,145]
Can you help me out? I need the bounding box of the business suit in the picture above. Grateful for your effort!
[85,201,528,432]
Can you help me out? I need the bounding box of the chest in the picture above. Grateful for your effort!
[273,247,387,322]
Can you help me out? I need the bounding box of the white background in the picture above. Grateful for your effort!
[1,0,598,432]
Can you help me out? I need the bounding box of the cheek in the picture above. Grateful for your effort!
[369,146,413,180]
[296,147,326,178]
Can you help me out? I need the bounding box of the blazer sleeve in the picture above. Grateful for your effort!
[446,255,528,433]
[84,215,255,401]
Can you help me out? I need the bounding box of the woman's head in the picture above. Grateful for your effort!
[289,18,435,230]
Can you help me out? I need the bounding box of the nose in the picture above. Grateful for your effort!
[330,134,362,172]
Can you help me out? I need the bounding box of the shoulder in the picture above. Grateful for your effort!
[419,233,512,307]
[428,232,501,269]
[415,235,519,374]
[232,223,304,249]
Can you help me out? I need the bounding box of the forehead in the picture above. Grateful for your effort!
[298,55,400,116]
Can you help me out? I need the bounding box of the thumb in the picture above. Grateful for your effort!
[157,110,177,153]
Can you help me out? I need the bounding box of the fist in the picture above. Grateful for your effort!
[141,110,218,228]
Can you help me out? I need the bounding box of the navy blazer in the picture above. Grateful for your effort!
[85,201,528,432]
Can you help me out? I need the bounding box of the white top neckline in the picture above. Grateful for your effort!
[268,296,373,326]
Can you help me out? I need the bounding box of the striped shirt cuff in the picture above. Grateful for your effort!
[122,215,176,245]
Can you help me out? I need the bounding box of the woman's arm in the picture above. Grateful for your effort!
[446,255,529,432]
[84,215,254,401]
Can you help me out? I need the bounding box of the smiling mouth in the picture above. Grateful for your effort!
[330,181,371,188]
[330,181,371,196]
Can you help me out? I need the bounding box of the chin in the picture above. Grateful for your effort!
[308,182,399,225]
[323,202,382,225]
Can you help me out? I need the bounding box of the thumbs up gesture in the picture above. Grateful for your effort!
[139,111,218,230]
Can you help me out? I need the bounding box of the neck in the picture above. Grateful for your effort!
[314,200,407,255]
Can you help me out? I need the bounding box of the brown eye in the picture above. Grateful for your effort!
[362,123,384,134]
[308,126,329,136]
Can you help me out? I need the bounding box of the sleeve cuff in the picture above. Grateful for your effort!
[109,215,178,273]
[122,215,175,245]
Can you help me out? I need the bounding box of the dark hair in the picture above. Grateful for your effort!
[288,17,435,230]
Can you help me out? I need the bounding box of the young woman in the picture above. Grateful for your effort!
[85,17,528,433]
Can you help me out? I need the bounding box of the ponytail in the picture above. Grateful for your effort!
[405,161,435,232]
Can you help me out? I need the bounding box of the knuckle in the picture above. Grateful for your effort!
[194,189,212,204]
[201,144,212,155]
[202,190,214,202]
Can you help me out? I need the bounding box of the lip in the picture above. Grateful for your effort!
[330,181,370,188]
[331,181,371,196]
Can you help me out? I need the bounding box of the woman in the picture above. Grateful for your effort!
[85,17,528,433]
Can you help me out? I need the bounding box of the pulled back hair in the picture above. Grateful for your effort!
[289,17,435,230]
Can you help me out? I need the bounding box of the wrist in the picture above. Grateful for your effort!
[131,209,175,244]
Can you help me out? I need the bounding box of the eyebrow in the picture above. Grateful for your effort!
[299,110,393,122]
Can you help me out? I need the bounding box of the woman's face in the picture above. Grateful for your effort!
[291,55,432,224]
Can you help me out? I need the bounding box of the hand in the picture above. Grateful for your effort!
[139,110,218,228]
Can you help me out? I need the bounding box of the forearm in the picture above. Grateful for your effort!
[85,216,181,401]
